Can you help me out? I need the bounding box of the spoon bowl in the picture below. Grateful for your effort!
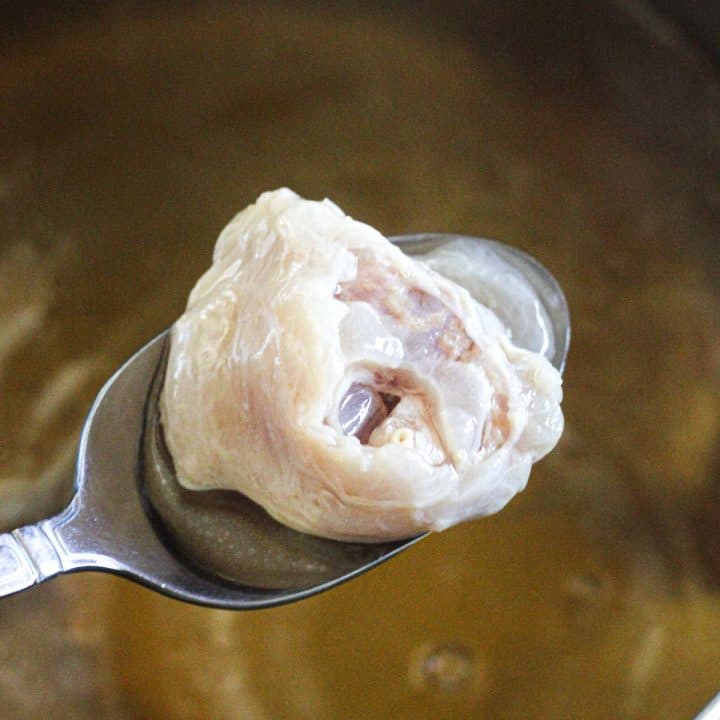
[0,234,569,609]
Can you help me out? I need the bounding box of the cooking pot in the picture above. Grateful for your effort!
[1,2,718,718]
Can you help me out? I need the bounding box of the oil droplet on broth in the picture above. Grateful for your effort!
[560,570,614,620]
[409,641,488,698]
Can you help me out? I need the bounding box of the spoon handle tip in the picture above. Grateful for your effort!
[0,523,64,598]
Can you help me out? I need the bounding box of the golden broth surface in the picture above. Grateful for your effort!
[0,3,719,718]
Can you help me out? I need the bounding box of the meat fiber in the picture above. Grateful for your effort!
[160,189,564,541]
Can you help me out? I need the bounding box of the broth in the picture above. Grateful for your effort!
[0,2,718,718]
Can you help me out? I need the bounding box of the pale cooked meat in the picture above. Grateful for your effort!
[160,188,564,542]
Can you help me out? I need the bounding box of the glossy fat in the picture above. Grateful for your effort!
[160,189,564,541]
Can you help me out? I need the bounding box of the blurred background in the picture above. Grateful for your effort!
[1,1,718,718]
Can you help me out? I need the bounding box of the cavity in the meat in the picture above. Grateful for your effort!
[338,383,399,444]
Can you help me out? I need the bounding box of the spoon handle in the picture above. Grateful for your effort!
[0,521,66,598]
[695,692,720,720]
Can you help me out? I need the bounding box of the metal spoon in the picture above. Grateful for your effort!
[0,234,570,609]
[695,692,720,720]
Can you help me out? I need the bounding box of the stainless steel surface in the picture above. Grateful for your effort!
[0,329,418,608]
[696,692,720,720]
[0,234,568,609]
